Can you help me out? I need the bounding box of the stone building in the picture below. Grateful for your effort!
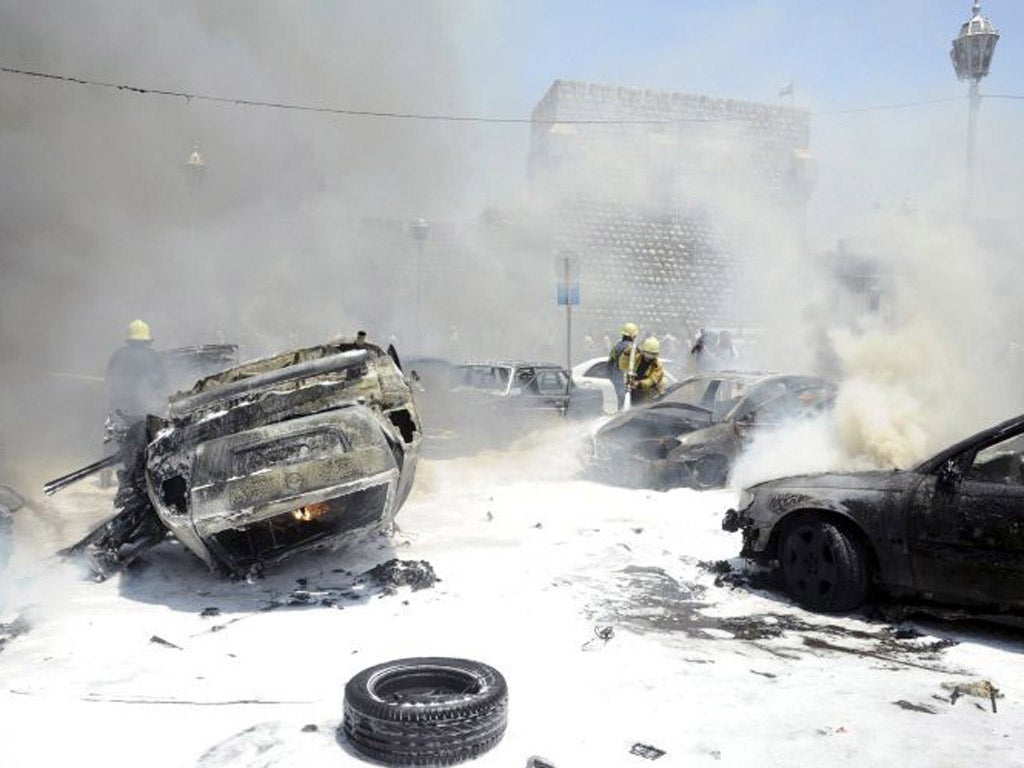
[528,79,814,342]
[344,80,815,362]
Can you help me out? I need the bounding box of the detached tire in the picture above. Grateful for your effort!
[779,518,869,612]
[343,657,508,766]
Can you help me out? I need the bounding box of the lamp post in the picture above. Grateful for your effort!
[409,217,430,349]
[950,2,999,220]
[183,144,206,335]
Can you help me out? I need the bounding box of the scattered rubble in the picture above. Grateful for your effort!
[363,558,438,593]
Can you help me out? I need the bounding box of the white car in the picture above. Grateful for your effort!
[571,357,678,415]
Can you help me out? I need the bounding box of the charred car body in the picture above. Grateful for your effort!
[62,341,421,578]
[451,361,603,419]
[587,372,834,490]
[722,413,1024,615]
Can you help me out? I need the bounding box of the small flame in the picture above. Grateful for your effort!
[292,502,328,522]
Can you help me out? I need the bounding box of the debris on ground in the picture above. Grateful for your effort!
[149,635,182,650]
[943,680,1001,713]
[363,558,438,593]
[581,625,615,651]
[892,700,938,714]
[629,742,666,760]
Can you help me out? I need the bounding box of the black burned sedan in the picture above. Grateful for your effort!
[587,372,834,490]
[723,413,1024,614]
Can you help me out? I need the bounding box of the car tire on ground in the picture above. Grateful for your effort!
[342,656,508,766]
[778,518,869,612]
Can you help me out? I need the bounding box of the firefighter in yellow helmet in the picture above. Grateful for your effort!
[628,337,665,405]
[105,320,168,424]
[608,322,639,411]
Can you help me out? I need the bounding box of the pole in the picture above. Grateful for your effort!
[188,188,196,336]
[564,254,572,372]
[416,239,423,350]
[965,79,981,221]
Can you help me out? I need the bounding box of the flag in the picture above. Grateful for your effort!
[778,82,794,97]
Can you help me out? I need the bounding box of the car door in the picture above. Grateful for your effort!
[534,368,571,413]
[510,367,552,413]
[907,431,1024,609]
[577,360,616,414]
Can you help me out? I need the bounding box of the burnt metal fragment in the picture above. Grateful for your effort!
[630,743,666,760]
[363,558,438,592]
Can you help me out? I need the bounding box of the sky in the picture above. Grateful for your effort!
[488,1,1024,108]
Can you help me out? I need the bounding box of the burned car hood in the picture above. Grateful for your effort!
[748,469,909,495]
[596,402,713,441]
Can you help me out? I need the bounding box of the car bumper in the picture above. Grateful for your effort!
[722,502,771,560]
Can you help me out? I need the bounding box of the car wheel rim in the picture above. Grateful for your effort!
[783,525,839,600]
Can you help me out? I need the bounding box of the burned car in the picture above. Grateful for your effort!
[453,361,602,417]
[160,343,240,393]
[722,413,1024,614]
[58,340,421,579]
[586,372,834,490]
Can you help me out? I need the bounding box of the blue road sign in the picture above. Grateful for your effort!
[557,281,580,306]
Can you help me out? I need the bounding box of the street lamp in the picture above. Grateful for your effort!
[183,144,206,335]
[409,217,430,348]
[950,2,999,219]
[185,143,206,188]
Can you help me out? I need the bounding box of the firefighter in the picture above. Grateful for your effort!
[105,319,168,427]
[608,322,639,411]
[628,337,665,404]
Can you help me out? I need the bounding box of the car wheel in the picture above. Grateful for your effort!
[778,519,869,612]
[342,656,508,766]
[692,454,729,489]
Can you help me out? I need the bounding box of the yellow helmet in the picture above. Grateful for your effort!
[621,322,639,339]
[126,319,152,341]
[641,337,660,355]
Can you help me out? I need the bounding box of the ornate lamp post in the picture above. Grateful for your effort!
[950,2,999,219]
[183,144,206,334]
[185,143,206,188]
[409,217,430,347]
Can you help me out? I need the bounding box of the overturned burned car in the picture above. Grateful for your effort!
[60,341,421,579]
[586,372,834,490]
[722,413,1024,615]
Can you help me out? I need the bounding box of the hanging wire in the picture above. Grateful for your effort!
[3,64,1018,125]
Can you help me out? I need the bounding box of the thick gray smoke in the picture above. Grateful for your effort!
[733,102,1024,478]
[2,1,1022,492]
[0,0,523,476]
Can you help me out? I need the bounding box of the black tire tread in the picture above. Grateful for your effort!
[343,656,508,766]
[779,518,869,612]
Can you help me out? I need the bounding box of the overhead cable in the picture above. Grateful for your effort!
[4,64,1017,125]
